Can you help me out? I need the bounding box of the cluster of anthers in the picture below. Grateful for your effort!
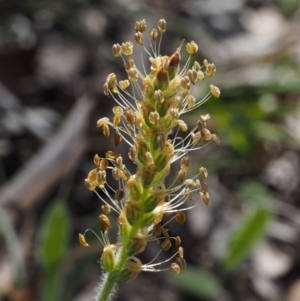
[80,19,220,284]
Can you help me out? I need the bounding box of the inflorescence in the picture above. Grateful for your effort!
[81,18,220,284]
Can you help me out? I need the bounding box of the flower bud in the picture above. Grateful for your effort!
[167,51,180,80]
[154,68,169,91]
[127,176,143,199]
[101,245,116,273]
[145,152,154,165]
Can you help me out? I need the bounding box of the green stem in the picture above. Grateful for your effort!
[97,272,116,301]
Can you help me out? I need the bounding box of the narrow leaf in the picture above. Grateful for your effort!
[223,208,271,271]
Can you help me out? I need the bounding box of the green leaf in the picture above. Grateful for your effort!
[223,208,271,271]
[169,266,221,298]
[38,200,70,269]
[37,200,70,301]
[237,181,271,206]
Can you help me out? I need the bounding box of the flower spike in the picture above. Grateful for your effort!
[81,19,220,301]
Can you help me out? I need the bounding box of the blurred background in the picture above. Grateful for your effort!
[1,0,300,300]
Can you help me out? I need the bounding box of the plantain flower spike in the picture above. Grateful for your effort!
[82,18,220,301]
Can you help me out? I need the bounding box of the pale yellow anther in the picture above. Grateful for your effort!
[185,187,193,200]
[103,82,109,96]
[121,41,133,56]
[119,80,130,89]
[99,214,111,232]
[128,68,138,83]
[169,263,180,275]
[175,211,186,225]
[199,167,208,179]
[201,114,210,122]
[154,90,165,103]
[191,132,202,145]
[101,204,111,215]
[100,158,109,170]
[200,191,210,205]
[102,124,110,139]
[135,19,147,32]
[96,117,109,128]
[149,111,160,125]
[187,95,196,108]
[206,63,216,77]
[150,28,158,41]
[126,110,135,125]
[124,58,135,72]
[79,233,90,247]
[112,43,122,58]
[210,84,220,98]
[114,131,122,147]
[112,167,121,181]
[105,150,120,159]
[184,179,195,186]
[187,69,198,84]
[193,61,201,71]
[158,19,166,33]
[93,154,101,167]
[197,70,205,80]
[212,133,221,145]
[186,40,198,55]
[177,120,188,132]
[106,73,118,93]
[96,170,106,187]
[201,128,212,141]
[134,32,143,45]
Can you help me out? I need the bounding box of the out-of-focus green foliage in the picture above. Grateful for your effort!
[222,207,272,272]
[37,200,70,301]
[169,265,221,298]
[204,95,294,155]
